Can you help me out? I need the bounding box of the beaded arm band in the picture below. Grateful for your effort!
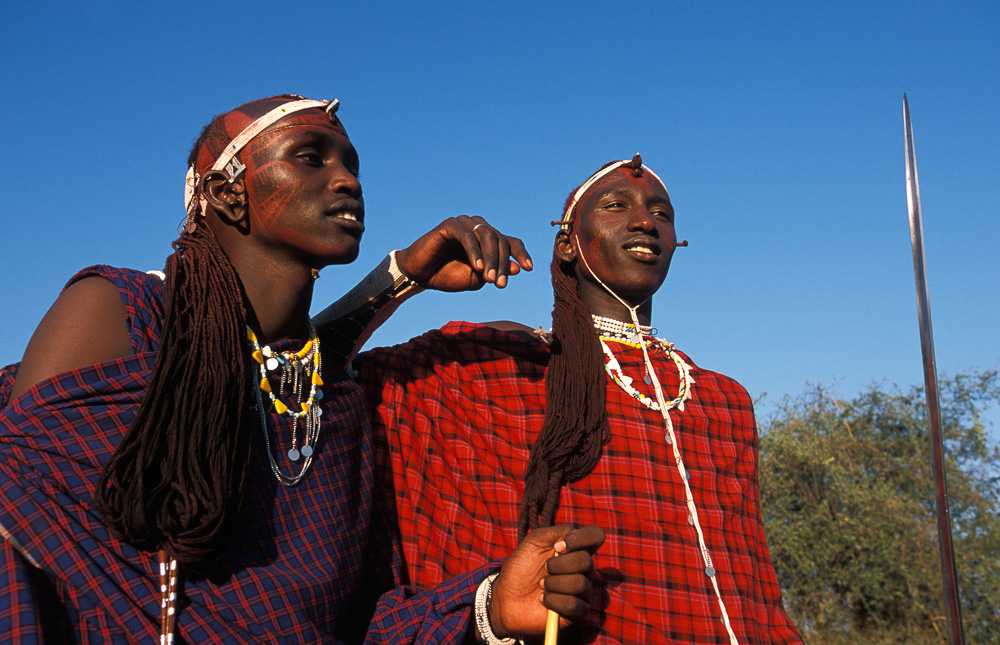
[312,251,423,368]
[474,573,524,645]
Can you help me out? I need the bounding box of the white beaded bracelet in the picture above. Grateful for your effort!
[474,573,524,645]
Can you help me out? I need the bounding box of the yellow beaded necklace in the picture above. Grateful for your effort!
[247,325,324,485]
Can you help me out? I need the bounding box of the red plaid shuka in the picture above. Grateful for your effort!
[0,266,485,644]
[358,322,803,645]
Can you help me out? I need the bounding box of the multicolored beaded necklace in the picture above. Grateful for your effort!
[597,336,693,413]
[247,325,325,486]
[593,312,694,413]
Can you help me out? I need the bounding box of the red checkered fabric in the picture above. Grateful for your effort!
[0,266,483,644]
[358,322,803,645]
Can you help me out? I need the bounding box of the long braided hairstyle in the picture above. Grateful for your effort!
[96,97,297,577]
[517,168,621,541]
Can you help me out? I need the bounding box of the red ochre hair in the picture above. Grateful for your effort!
[518,163,635,540]
[97,95,310,576]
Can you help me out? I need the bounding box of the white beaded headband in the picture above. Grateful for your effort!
[184,97,340,216]
[558,154,667,230]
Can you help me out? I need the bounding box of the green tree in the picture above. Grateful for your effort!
[759,370,1000,644]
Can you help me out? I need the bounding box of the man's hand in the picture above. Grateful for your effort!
[394,216,532,291]
[488,525,605,639]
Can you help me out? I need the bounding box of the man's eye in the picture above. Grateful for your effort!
[297,151,322,164]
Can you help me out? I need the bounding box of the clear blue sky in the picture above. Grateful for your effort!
[2,1,997,427]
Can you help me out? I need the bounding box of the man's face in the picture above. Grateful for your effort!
[569,169,677,309]
[239,109,365,269]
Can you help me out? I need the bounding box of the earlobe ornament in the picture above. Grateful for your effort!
[676,240,689,247]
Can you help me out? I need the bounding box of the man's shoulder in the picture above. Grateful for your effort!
[673,349,753,405]
[66,264,163,291]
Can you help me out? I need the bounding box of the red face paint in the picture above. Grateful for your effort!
[570,168,677,311]
[236,110,365,269]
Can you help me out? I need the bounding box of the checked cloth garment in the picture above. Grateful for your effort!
[357,322,803,645]
[0,266,485,644]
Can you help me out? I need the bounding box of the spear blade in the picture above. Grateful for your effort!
[903,93,965,644]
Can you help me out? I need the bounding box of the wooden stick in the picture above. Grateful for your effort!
[543,549,559,645]
[543,608,559,645]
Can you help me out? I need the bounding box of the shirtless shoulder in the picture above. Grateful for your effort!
[480,320,544,343]
[9,276,131,400]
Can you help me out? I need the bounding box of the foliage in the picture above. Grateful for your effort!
[759,370,1000,644]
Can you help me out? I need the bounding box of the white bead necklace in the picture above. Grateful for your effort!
[592,314,654,341]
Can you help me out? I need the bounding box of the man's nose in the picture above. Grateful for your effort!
[627,207,657,233]
[328,164,362,198]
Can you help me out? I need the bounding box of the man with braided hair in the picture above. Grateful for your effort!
[345,155,803,644]
[0,95,603,643]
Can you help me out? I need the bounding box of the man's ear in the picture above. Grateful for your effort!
[553,229,577,264]
[201,170,249,226]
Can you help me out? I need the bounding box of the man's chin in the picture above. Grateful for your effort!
[317,244,361,268]
[618,279,667,306]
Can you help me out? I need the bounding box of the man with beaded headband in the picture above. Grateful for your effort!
[343,155,804,643]
[0,95,603,643]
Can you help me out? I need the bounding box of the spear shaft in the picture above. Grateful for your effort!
[903,93,964,644]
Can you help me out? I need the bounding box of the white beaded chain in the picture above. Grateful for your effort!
[588,312,740,642]
[596,320,738,644]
